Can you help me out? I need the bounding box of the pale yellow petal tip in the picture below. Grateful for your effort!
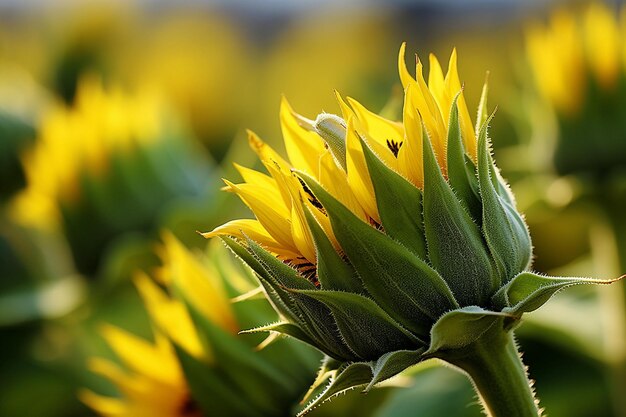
[398,42,415,88]
[246,129,264,151]
[280,94,293,112]
[199,229,219,239]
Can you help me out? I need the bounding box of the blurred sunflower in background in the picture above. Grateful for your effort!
[523,3,626,416]
[81,233,321,417]
[10,77,213,276]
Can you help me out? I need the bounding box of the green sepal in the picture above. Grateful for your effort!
[240,321,318,349]
[493,271,624,315]
[291,289,422,360]
[426,306,511,354]
[243,238,356,360]
[246,237,316,291]
[446,93,482,221]
[174,344,266,417]
[364,348,425,391]
[220,236,303,327]
[297,362,374,416]
[297,171,458,338]
[303,207,363,293]
[245,237,357,359]
[475,74,489,135]
[477,115,532,284]
[421,126,496,305]
[360,135,428,259]
[299,347,427,414]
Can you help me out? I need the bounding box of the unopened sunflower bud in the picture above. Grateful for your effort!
[314,113,347,169]
[204,43,622,417]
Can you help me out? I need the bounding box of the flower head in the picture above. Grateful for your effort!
[526,3,626,175]
[81,233,318,417]
[10,77,211,273]
[205,44,616,413]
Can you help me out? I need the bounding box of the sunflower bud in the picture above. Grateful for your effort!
[80,234,319,417]
[9,77,213,274]
[205,43,620,416]
[526,3,626,177]
[314,113,348,169]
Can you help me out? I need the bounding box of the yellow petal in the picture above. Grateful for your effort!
[398,42,415,89]
[160,231,238,334]
[87,357,145,395]
[427,53,446,104]
[79,389,127,417]
[319,150,367,223]
[223,179,296,251]
[100,325,184,384]
[280,96,326,176]
[346,116,380,223]
[133,273,206,361]
[346,96,404,170]
[406,70,447,174]
[202,218,291,255]
[583,2,620,89]
[399,83,425,188]
[233,163,279,194]
[290,198,317,264]
[247,129,290,169]
[526,11,583,115]
[444,49,477,160]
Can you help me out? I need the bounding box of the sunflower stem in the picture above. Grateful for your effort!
[442,325,540,417]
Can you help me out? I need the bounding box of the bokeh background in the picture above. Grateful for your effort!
[2,0,626,416]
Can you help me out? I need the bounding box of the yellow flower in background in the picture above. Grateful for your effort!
[114,12,251,146]
[80,233,238,417]
[10,76,166,230]
[8,75,211,274]
[204,43,477,272]
[526,2,622,116]
[525,2,626,176]
[81,233,321,417]
[80,325,200,417]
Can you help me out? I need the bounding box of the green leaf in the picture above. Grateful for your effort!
[303,207,363,293]
[365,348,425,391]
[360,136,428,259]
[446,93,482,221]
[297,362,374,416]
[494,271,624,315]
[186,301,295,410]
[292,289,422,360]
[427,306,509,354]
[477,116,532,284]
[422,127,496,305]
[175,345,266,417]
[298,171,458,339]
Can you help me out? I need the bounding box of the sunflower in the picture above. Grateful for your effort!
[81,233,318,417]
[203,43,618,416]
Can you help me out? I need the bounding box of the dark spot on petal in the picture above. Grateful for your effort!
[386,139,403,158]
